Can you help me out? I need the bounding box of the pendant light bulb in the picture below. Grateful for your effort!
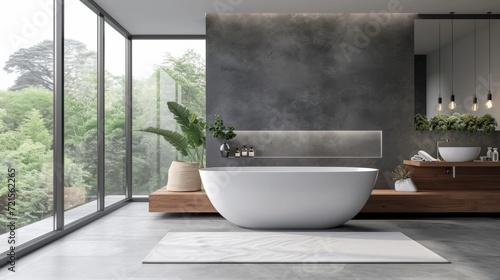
[449,101,456,110]
[449,94,456,110]
[471,97,478,111]
[437,97,443,111]
[486,93,494,109]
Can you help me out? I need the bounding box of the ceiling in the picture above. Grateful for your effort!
[92,0,500,35]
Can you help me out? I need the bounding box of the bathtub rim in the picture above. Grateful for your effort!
[199,166,379,173]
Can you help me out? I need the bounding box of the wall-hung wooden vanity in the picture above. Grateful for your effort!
[361,160,500,213]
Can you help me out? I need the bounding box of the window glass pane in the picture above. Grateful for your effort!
[132,40,205,196]
[64,0,98,224]
[0,0,54,245]
[104,22,126,206]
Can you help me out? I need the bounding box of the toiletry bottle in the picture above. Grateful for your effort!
[487,147,493,160]
[241,146,248,157]
[493,148,499,162]
[249,147,255,158]
[234,148,240,158]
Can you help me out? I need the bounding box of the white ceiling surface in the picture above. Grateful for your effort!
[92,0,500,35]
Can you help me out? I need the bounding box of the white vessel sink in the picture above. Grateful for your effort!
[438,147,481,162]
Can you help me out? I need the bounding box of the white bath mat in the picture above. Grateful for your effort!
[143,231,448,263]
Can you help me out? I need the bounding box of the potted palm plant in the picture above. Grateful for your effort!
[392,165,417,192]
[208,114,236,157]
[140,102,206,192]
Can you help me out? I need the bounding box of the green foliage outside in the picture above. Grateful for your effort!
[132,49,206,194]
[0,40,206,234]
[0,89,53,231]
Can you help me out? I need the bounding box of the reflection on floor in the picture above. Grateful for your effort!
[0,195,126,246]
[0,202,499,279]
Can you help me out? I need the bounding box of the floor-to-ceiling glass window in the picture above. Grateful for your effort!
[63,0,98,225]
[104,23,127,206]
[132,40,205,196]
[0,0,54,245]
[0,0,132,262]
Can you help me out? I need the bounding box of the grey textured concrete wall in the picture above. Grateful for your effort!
[206,13,500,189]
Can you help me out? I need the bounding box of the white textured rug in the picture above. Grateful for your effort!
[143,231,448,264]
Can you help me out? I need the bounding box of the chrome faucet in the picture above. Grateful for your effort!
[437,138,449,160]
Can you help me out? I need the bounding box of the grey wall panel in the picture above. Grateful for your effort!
[205,13,500,188]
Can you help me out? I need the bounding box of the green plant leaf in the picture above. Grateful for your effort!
[414,114,429,131]
[167,101,205,147]
[478,114,498,133]
[392,165,411,180]
[188,113,197,123]
[139,127,189,156]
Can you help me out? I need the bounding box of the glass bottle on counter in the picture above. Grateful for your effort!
[241,146,248,157]
[487,147,493,160]
[234,148,240,158]
[493,148,499,162]
[249,147,255,158]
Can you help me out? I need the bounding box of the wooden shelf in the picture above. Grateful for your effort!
[403,160,500,167]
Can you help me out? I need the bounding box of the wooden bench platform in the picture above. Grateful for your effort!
[149,188,216,213]
[149,188,500,213]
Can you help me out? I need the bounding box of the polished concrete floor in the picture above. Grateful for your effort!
[1,202,499,279]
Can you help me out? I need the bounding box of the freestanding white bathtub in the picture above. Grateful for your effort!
[199,166,379,229]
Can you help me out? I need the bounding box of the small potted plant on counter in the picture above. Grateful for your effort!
[392,165,417,192]
[208,114,236,157]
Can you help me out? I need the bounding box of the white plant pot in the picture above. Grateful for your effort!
[395,178,417,192]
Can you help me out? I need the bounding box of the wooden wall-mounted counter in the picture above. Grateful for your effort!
[403,160,500,168]
[403,160,500,190]
[361,189,500,213]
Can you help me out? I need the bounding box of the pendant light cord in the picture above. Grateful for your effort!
[439,22,441,99]
[474,21,476,98]
[488,12,491,94]
[451,12,454,95]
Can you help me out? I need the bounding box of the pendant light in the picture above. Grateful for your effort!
[449,12,457,110]
[486,12,494,109]
[472,21,479,111]
[437,21,443,111]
